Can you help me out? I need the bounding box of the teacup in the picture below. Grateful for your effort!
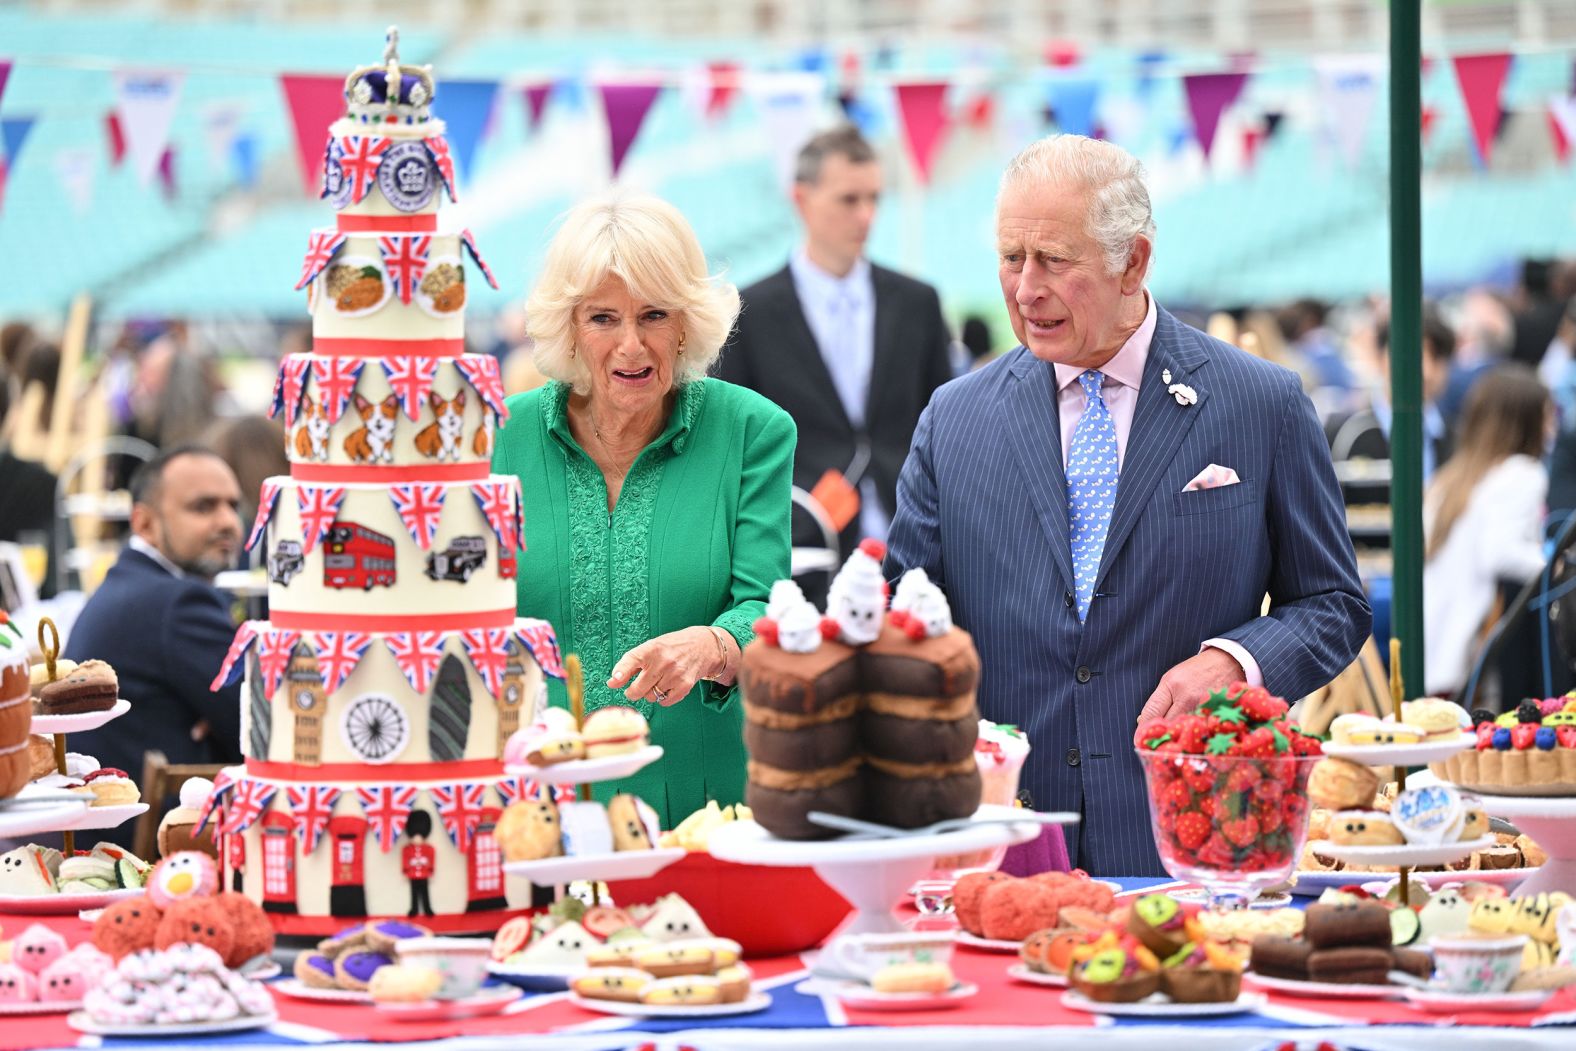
[394,936,492,1000]
[1429,933,1527,995]
[818,931,954,982]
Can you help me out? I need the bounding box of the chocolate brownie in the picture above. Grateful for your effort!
[1306,946,1393,985]
[1391,947,1432,980]
[1302,901,1393,949]
[1249,935,1312,980]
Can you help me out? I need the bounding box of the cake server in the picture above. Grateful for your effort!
[806,810,1059,840]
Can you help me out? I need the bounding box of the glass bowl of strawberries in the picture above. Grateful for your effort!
[1134,683,1324,911]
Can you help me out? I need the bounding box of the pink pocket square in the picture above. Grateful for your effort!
[1184,464,1241,491]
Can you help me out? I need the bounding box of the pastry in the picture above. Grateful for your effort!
[1516,834,1548,867]
[1306,946,1392,984]
[580,705,649,758]
[585,939,651,968]
[11,924,67,974]
[1307,757,1380,811]
[1019,929,1059,972]
[572,967,650,1002]
[1159,941,1242,1003]
[870,961,954,994]
[1126,894,1188,957]
[1303,901,1393,949]
[1391,947,1433,980]
[216,892,276,970]
[1401,698,1468,740]
[1511,966,1576,993]
[93,898,163,961]
[369,963,444,1002]
[682,937,741,968]
[507,707,585,766]
[1476,845,1522,869]
[1329,810,1404,846]
[496,798,563,861]
[26,735,55,780]
[364,920,432,953]
[34,659,118,715]
[1068,944,1160,1002]
[1330,714,1423,746]
[640,975,723,1005]
[0,964,36,1003]
[154,897,236,962]
[80,767,140,806]
[634,941,715,978]
[608,793,660,851]
[978,878,1062,942]
[28,659,77,695]
[158,777,219,860]
[1458,807,1489,841]
[82,944,273,1026]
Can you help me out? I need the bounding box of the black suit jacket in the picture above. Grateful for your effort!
[718,263,952,561]
[65,548,243,845]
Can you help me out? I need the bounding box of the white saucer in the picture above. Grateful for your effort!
[1243,971,1403,1000]
[272,978,372,1004]
[502,847,685,885]
[56,801,148,831]
[374,985,523,1021]
[955,931,1021,953]
[1321,735,1474,766]
[0,886,142,915]
[486,960,576,991]
[568,989,770,1018]
[1006,964,1067,987]
[68,1009,276,1036]
[1305,836,1494,868]
[1403,986,1553,1013]
[0,789,90,838]
[0,999,80,1015]
[1167,888,1292,908]
[31,698,132,735]
[504,745,664,785]
[797,978,977,1010]
[241,960,283,981]
[1060,989,1267,1017]
[1291,866,1534,897]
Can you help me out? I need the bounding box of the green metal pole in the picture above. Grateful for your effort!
[1389,0,1425,696]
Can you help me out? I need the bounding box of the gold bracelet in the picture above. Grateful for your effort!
[706,626,731,679]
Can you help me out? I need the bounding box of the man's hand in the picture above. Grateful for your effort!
[1139,648,1246,724]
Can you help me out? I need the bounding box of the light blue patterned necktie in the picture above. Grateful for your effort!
[1067,369,1119,622]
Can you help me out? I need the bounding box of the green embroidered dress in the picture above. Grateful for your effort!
[492,378,795,828]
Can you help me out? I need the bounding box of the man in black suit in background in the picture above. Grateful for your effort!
[67,445,245,847]
[719,126,952,591]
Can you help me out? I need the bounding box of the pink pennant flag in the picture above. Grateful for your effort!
[597,82,663,177]
[295,485,346,555]
[312,631,371,696]
[210,621,260,692]
[1453,52,1513,165]
[156,147,176,200]
[1183,71,1248,161]
[280,74,346,196]
[0,63,10,110]
[255,628,302,698]
[1552,108,1572,164]
[1547,95,1576,165]
[105,112,127,167]
[522,82,552,132]
[706,62,741,120]
[1241,126,1263,170]
[1421,105,1438,144]
[386,631,447,695]
[893,82,950,184]
[389,483,446,549]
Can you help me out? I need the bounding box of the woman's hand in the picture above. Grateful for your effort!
[608,627,727,706]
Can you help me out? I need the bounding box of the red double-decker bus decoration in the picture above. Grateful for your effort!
[322,521,398,590]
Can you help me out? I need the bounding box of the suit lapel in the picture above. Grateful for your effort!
[772,267,854,434]
[1003,353,1075,595]
[1093,308,1211,593]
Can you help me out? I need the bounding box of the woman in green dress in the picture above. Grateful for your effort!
[493,192,795,829]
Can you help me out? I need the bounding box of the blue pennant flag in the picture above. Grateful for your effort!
[434,79,500,182]
[1047,80,1099,138]
[1,116,37,167]
[231,131,259,188]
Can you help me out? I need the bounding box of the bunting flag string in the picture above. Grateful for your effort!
[285,784,341,854]
[210,621,260,692]
[309,357,364,425]
[336,134,392,203]
[382,356,440,421]
[221,778,278,836]
[295,485,347,555]
[429,782,488,850]
[459,628,513,699]
[389,483,447,549]
[421,135,458,201]
[245,482,282,552]
[112,70,185,188]
[495,775,574,806]
[459,229,499,290]
[1182,70,1249,161]
[312,631,371,696]
[471,481,521,552]
[256,629,303,698]
[378,234,432,305]
[386,631,447,695]
[453,354,508,417]
[515,618,565,680]
[1550,94,1576,164]
[193,768,237,838]
[356,785,420,851]
[278,357,314,429]
[295,230,346,291]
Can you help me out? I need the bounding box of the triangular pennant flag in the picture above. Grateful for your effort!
[295,485,347,555]
[309,357,364,425]
[295,230,346,291]
[1183,71,1248,161]
[285,785,340,854]
[1,117,37,168]
[386,631,447,695]
[598,82,663,177]
[893,81,950,184]
[382,356,440,421]
[750,72,825,190]
[459,228,499,290]
[421,136,457,202]
[192,768,236,838]
[111,70,185,188]
[312,631,371,696]
[515,618,565,679]
[221,778,277,836]
[245,481,282,552]
[429,783,488,851]
[523,82,552,131]
[255,629,302,698]
[105,112,127,167]
[156,147,176,201]
[378,234,431,306]
[356,785,420,851]
[454,355,508,417]
[961,91,995,130]
[433,78,498,183]
[1043,40,1081,69]
[209,621,260,692]
[1046,79,1099,138]
[459,628,513,699]
[706,62,741,120]
[338,134,392,204]
[54,148,94,215]
[1453,52,1513,165]
[0,63,10,110]
[278,356,313,428]
[201,101,246,173]
[1315,58,1380,170]
[280,74,346,195]
[388,483,446,549]
[1551,95,1576,164]
[471,481,520,552]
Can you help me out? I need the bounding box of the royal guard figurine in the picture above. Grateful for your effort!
[402,809,437,917]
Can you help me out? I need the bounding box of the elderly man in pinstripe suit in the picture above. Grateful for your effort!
[885,136,1370,875]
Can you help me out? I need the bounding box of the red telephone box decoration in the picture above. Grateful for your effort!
[466,806,505,912]
[259,811,297,914]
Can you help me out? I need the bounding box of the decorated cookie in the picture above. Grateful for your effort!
[335,949,394,991]
[293,951,340,989]
[365,919,431,953]
[641,975,723,1006]
[12,923,67,975]
[1391,784,1465,846]
[571,967,650,1003]
[369,963,443,1003]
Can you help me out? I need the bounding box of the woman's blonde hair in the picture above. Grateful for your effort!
[525,192,740,394]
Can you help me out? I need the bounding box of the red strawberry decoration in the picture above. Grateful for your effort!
[752,616,780,647]
[1225,765,1262,794]
[1511,723,1538,751]
[1222,815,1260,848]
[1557,726,1576,749]
[1237,687,1288,722]
[1162,780,1192,812]
[1173,811,1210,850]
[1135,719,1172,750]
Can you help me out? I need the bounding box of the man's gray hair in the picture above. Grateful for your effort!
[794,125,877,185]
[999,135,1156,278]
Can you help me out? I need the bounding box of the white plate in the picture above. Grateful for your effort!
[68,1009,277,1036]
[272,978,372,1004]
[1403,987,1554,1013]
[1290,866,1534,897]
[486,960,576,990]
[31,698,131,735]
[709,805,1069,868]
[241,960,283,981]
[502,847,685,885]
[1305,836,1495,868]
[0,886,142,914]
[1243,971,1404,1000]
[1321,735,1475,766]
[374,985,522,1020]
[0,789,90,838]
[0,999,80,1015]
[1060,989,1267,1017]
[55,801,148,831]
[1007,964,1068,987]
[956,931,1022,953]
[1168,888,1292,908]
[504,745,664,785]
[797,978,977,1010]
[569,989,771,1018]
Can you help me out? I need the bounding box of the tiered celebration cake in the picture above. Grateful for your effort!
[205,30,563,935]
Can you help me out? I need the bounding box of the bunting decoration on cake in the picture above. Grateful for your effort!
[389,483,446,548]
[278,357,314,428]
[245,483,281,553]
[311,631,372,695]
[459,228,500,289]
[515,618,565,680]
[453,355,508,419]
[295,230,347,291]
[382,356,441,420]
[336,134,392,203]
[222,778,278,835]
[310,357,365,424]
[192,768,236,838]
[428,654,473,763]
[386,631,446,695]
[429,782,487,850]
[295,485,346,555]
[211,621,260,691]
[459,627,512,699]
[356,784,420,850]
[286,784,341,853]
[378,234,432,305]
[470,481,521,552]
[495,776,574,806]
[421,135,457,201]
[256,629,303,698]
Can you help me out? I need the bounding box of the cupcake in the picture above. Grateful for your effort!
[1126,894,1188,956]
[1159,940,1243,1003]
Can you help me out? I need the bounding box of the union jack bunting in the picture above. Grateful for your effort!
[193,767,237,838]
[429,782,488,850]
[310,357,365,424]
[285,784,341,853]
[245,481,282,552]
[453,355,509,420]
[382,356,440,421]
[356,785,421,851]
[389,483,446,549]
[470,480,520,553]
[311,631,371,696]
[295,485,346,556]
[221,777,278,836]
[317,133,337,200]
[421,135,457,201]
[459,627,513,699]
[295,230,346,291]
[495,776,574,806]
[256,629,303,698]
[336,134,392,203]
[515,618,565,680]
[378,234,432,306]
[459,228,500,289]
[279,357,314,429]
[385,631,446,695]
[210,621,260,692]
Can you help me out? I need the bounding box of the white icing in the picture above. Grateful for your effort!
[826,547,886,646]
[765,579,807,622]
[895,570,953,638]
[179,777,213,810]
[775,600,823,654]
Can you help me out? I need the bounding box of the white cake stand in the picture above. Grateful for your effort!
[1462,793,1576,897]
[707,805,1063,935]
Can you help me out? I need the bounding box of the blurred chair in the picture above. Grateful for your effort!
[133,750,225,861]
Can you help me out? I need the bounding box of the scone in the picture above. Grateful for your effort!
[641,975,723,1006]
[1401,698,1467,740]
[369,963,443,1003]
[870,961,954,994]
[1307,758,1381,811]
[495,799,563,861]
[29,660,78,697]
[80,768,140,807]
[1329,810,1404,846]
[26,736,56,780]
[581,705,649,758]
[573,967,650,1002]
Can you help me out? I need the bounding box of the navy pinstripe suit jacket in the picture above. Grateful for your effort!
[885,306,1371,875]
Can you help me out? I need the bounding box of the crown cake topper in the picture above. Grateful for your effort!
[343,25,436,125]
